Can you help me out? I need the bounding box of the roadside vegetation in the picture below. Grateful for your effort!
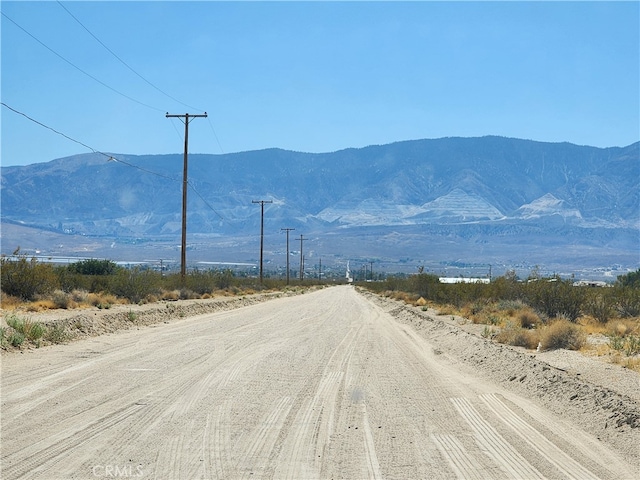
[2,251,638,368]
[361,268,640,371]
[0,252,326,350]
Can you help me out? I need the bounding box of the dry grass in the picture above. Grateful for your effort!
[0,293,23,310]
[606,318,639,337]
[611,356,640,372]
[495,322,540,349]
[87,292,120,307]
[25,299,58,312]
[436,304,459,316]
[517,309,540,329]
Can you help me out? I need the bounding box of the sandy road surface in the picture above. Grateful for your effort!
[1,285,637,479]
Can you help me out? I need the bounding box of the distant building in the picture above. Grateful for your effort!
[572,280,609,287]
[439,277,490,284]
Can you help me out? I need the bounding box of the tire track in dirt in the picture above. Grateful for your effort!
[430,433,487,480]
[236,396,293,478]
[480,393,602,480]
[2,403,146,479]
[4,286,638,480]
[451,397,545,479]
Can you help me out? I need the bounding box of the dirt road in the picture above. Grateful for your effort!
[2,286,637,479]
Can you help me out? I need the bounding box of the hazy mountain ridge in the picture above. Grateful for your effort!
[1,136,638,272]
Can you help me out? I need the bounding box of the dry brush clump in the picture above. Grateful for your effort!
[495,322,540,349]
[539,319,586,351]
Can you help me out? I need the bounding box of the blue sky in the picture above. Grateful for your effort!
[2,1,639,166]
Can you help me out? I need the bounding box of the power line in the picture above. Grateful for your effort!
[56,1,204,113]
[3,102,226,224]
[3,101,177,180]
[1,102,102,156]
[207,117,225,154]
[1,11,164,113]
[56,1,225,156]
[187,180,224,220]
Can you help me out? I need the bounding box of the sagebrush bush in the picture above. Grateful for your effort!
[52,290,76,309]
[539,320,586,351]
[46,324,70,344]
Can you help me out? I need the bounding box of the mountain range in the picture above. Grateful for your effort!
[1,136,638,278]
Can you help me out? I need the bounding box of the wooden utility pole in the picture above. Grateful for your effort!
[165,112,207,279]
[298,235,306,281]
[253,200,273,283]
[281,228,295,284]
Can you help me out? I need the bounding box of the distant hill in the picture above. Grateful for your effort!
[1,136,638,276]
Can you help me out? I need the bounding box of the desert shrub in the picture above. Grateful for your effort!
[625,336,640,356]
[26,300,57,312]
[70,289,89,304]
[5,314,46,342]
[51,290,77,309]
[616,269,640,288]
[1,253,59,301]
[26,321,46,341]
[181,269,233,295]
[178,288,199,300]
[613,286,640,318]
[45,324,70,344]
[109,268,161,303]
[9,331,25,347]
[524,277,585,322]
[539,319,586,351]
[67,258,119,276]
[609,335,625,351]
[87,292,118,308]
[517,310,540,329]
[606,319,639,337]
[583,289,616,324]
[409,273,440,301]
[160,290,180,301]
[0,292,23,309]
[495,322,540,349]
[486,275,523,301]
[497,299,526,315]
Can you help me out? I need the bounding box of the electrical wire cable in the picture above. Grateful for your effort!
[5,8,225,160]
[2,101,225,219]
[2,102,170,181]
[2,102,104,156]
[207,117,225,154]
[1,11,164,113]
[56,1,204,113]
[187,180,224,220]
[56,1,225,154]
